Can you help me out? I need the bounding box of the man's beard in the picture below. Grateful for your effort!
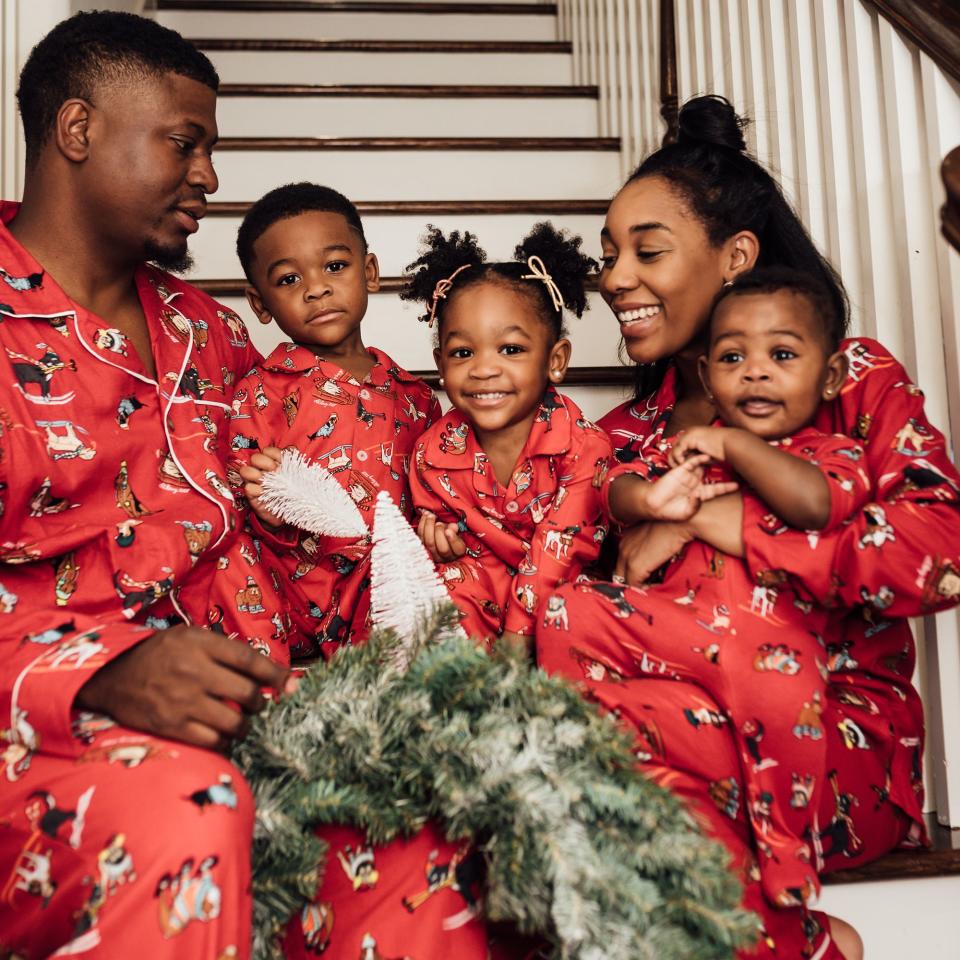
[145,239,194,275]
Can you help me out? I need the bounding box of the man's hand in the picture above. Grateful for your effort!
[613,520,695,586]
[667,426,732,467]
[644,454,738,521]
[416,510,467,563]
[75,626,292,749]
[238,445,285,528]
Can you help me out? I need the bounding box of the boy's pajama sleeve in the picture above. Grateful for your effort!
[504,429,613,635]
[743,352,960,617]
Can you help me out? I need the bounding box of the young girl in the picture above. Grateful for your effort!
[541,267,869,909]
[402,223,613,649]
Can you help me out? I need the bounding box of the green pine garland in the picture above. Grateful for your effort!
[233,604,757,959]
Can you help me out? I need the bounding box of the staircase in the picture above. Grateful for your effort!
[155,2,960,956]
[157,0,630,421]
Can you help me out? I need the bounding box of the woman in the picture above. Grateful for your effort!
[538,96,960,959]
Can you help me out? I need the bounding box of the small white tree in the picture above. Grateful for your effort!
[369,491,459,665]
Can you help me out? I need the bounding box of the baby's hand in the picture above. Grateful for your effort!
[668,426,729,467]
[238,445,285,528]
[645,454,738,521]
[417,510,467,563]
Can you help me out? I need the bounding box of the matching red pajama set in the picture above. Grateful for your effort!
[0,202,262,959]
[537,344,960,958]
[539,420,871,908]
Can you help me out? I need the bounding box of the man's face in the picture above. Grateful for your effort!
[82,71,218,271]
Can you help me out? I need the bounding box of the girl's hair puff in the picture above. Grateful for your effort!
[625,94,849,399]
[402,221,596,340]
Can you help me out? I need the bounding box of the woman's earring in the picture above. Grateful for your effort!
[722,279,735,289]
[438,377,445,389]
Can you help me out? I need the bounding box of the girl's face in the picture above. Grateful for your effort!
[435,281,570,443]
[599,175,736,365]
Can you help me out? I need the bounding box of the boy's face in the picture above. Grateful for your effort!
[700,290,846,440]
[245,210,378,351]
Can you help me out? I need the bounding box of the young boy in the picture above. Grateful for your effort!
[229,183,440,659]
[539,267,871,910]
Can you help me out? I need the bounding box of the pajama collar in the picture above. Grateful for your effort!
[259,342,420,388]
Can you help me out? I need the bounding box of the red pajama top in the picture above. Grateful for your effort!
[409,388,613,637]
[0,201,260,760]
[228,342,440,657]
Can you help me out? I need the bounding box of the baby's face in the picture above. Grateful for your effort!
[701,290,832,440]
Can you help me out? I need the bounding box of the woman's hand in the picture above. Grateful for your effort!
[238,445,284,528]
[613,520,695,586]
[416,510,467,563]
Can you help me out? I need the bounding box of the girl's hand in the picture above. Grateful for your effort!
[644,455,738,521]
[416,510,467,563]
[238,445,285,528]
[613,520,695,586]
[668,426,729,467]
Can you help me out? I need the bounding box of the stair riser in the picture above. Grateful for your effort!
[213,291,624,372]
[215,96,599,137]
[204,49,573,84]
[191,212,607,275]
[210,149,621,201]
[160,10,556,41]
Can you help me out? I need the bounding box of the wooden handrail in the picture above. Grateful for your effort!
[942,145,960,254]
[863,0,960,85]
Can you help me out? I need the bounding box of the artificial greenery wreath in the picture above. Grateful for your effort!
[233,604,756,960]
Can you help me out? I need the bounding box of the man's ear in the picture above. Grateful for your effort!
[822,349,849,401]
[723,230,760,283]
[365,252,380,293]
[547,338,572,384]
[56,99,93,163]
[245,286,272,326]
[698,354,713,400]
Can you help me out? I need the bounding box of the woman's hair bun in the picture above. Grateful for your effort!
[676,95,748,152]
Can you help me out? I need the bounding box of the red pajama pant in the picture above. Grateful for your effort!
[0,714,254,960]
[538,580,914,959]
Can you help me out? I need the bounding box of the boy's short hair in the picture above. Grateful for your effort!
[236,182,368,283]
[711,266,845,351]
[17,11,219,168]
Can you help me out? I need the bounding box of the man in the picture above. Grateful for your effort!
[0,13,290,958]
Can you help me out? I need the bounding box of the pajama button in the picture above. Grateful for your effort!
[506,501,519,513]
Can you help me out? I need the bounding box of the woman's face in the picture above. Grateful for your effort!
[599,175,730,365]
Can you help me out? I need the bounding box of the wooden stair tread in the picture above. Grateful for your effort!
[216,136,618,150]
[206,199,609,215]
[163,0,556,12]
[194,38,571,53]
[218,83,597,98]
[194,276,600,295]
[824,818,960,884]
